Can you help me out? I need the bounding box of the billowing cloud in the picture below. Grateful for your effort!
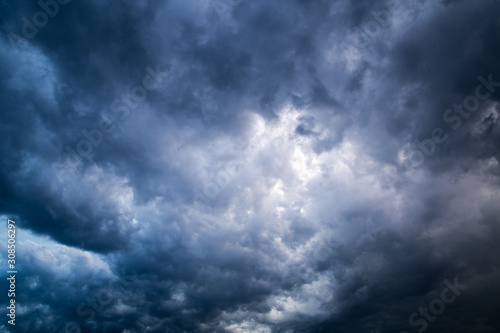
[1,0,500,332]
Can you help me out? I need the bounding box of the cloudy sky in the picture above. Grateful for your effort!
[1,0,500,332]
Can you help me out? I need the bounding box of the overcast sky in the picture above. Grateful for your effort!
[1,0,500,332]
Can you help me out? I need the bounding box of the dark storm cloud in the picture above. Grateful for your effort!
[363,1,500,169]
[1,0,500,332]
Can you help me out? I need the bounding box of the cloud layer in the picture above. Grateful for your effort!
[1,0,500,332]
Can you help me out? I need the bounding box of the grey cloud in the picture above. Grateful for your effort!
[1,0,500,332]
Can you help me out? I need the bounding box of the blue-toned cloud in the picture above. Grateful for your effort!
[1,0,500,332]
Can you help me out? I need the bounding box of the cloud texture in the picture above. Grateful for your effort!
[1,0,500,332]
